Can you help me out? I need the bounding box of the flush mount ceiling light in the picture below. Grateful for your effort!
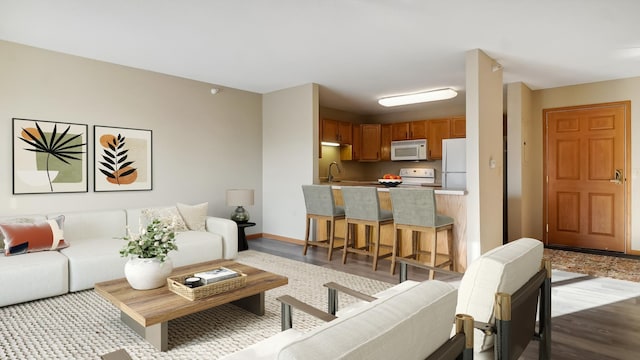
[378,88,458,107]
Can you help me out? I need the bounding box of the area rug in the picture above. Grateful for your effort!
[545,248,640,282]
[0,251,394,360]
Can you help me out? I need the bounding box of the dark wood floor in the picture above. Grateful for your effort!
[248,237,640,360]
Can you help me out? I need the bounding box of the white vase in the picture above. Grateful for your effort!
[124,257,173,290]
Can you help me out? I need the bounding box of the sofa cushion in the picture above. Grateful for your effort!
[49,209,127,244]
[278,280,457,360]
[455,238,543,352]
[220,329,305,360]
[60,237,128,292]
[0,250,69,306]
[140,206,188,232]
[177,202,208,231]
[0,216,67,255]
[169,231,224,267]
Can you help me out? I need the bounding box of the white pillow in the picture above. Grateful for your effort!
[140,207,189,232]
[455,238,543,352]
[176,202,208,231]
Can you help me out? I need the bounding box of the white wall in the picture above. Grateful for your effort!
[465,49,504,263]
[0,41,263,229]
[262,83,318,240]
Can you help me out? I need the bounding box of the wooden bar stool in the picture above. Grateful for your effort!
[301,185,345,261]
[341,186,394,271]
[389,187,454,279]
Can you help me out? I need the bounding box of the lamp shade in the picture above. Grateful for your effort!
[226,189,254,206]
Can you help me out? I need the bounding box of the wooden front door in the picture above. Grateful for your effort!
[544,102,630,252]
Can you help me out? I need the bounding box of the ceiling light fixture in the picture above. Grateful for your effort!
[378,88,457,107]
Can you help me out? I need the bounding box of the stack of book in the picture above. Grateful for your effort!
[194,267,239,285]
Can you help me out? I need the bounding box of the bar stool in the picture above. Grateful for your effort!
[389,187,454,279]
[341,186,394,271]
[301,185,345,261]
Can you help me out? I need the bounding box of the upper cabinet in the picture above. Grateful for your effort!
[409,120,428,139]
[322,118,352,144]
[391,121,427,140]
[380,124,392,161]
[360,124,381,161]
[427,118,451,160]
[450,116,466,138]
[350,124,361,161]
[391,122,410,141]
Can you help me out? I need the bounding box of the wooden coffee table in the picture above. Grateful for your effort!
[94,259,288,351]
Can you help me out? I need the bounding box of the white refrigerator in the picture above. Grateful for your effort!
[441,138,466,189]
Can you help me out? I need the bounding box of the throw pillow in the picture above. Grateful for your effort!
[0,216,68,256]
[140,207,189,232]
[0,217,37,249]
[176,202,208,231]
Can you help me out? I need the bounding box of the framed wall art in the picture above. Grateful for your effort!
[94,125,153,192]
[12,118,88,194]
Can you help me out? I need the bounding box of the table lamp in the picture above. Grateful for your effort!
[226,189,254,223]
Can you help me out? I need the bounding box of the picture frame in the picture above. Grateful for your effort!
[94,125,153,192]
[12,118,88,194]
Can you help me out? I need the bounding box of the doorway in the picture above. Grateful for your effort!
[543,101,631,252]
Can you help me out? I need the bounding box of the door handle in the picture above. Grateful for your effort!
[609,169,623,184]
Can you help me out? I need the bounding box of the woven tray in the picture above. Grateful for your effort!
[167,268,247,301]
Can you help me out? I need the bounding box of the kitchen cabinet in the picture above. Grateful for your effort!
[409,120,428,139]
[380,124,392,161]
[391,122,410,140]
[427,118,451,160]
[322,118,352,144]
[450,116,466,138]
[350,124,361,160]
[360,124,381,161]
[391,120,428,140]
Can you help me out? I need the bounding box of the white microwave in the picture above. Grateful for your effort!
[391,139,429,161]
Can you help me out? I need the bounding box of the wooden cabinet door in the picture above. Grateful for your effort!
[321,119,339,142]
[410,120,428,139]
[427,118,450,159]
[351,124,361,160]
[360,124,381,161]
[391,122,410,140]
[545,103,628,252]
[380,124,392,161]
[338,121,352,144]
[450,116,466,138]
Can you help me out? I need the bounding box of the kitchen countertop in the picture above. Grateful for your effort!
[322,181,467,196]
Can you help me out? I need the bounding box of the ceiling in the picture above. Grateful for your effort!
[1,0,640,116]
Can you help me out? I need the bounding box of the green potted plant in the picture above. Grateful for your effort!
[120,218,178,290]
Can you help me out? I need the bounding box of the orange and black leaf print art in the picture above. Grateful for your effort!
[98,133,138,185]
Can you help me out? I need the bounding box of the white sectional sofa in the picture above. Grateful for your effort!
[0,205,237,307]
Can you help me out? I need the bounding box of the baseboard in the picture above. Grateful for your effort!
[259,233,305,245]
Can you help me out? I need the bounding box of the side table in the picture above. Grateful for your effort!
[236,221,256,251]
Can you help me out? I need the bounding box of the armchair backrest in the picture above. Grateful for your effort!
[455,238,544,353]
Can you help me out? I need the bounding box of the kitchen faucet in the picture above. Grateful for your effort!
[328,161,341,182]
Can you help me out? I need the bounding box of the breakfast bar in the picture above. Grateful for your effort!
[317,183,468,272]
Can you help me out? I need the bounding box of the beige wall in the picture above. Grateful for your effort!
[0,41,263,231]
[262,83,318,240]
[466,49,504,262]
[526,77,640,252]
[506,82,534,241]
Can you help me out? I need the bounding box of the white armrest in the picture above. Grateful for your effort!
[205,216,238,259]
